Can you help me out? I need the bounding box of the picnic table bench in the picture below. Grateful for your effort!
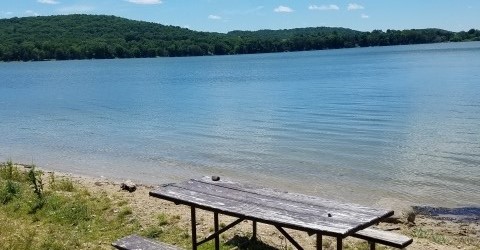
[113,235,182,250]
[145,176,412,250]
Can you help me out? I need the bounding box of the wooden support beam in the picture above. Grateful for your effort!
[196,218,245,246]
[112,235,182,250]
[214,212,219,250]
[275,226,304,250]
[336,236,343,250]
[252,221,257,241]
[191,207,197,250]
[316,233,322,250]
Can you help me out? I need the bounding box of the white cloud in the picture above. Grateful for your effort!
[57,5,94,14]
[361,13,369,19]
[348,3,365,11]
[37,0,60,4]
[274,5,294,13]
[25,10,39,16]
[309,4,339,11]
[126,0,162,4]
[208,15,222,20]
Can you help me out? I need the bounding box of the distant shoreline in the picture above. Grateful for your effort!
[1,14,479,62]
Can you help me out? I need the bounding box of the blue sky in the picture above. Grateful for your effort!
[1,0,478,33]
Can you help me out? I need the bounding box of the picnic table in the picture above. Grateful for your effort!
[149,176,395,250]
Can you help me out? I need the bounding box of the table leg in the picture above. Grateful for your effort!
[252,221,257,241]
[336,236,342,250]
[316,233,322,250]
[214,212,219,250]
[191,207,197,250]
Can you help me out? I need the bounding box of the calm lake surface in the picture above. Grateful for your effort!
[1,42,479,207]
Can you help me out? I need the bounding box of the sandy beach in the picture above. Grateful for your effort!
[24,164,477,250]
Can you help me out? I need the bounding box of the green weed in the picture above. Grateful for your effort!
[0,180,20,204]
[27,165,44,199]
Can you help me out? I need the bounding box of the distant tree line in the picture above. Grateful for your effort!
[0,14,479,61]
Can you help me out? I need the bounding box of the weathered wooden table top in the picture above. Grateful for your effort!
[149,177,393,237]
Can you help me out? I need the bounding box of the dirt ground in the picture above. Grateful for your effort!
[40,167,480,250]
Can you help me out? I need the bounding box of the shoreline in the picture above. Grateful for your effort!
[15,161,480,216]
[8,162,479,250]
[13,157,475,208]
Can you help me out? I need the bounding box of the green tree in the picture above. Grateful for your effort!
[0,14,475,62]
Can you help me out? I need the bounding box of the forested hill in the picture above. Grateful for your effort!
[1,14,479,61]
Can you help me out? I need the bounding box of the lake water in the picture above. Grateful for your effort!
[1,42,479,207]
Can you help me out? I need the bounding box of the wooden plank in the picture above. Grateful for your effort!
[178,179,390,225]
[150,178,393,236]
[151,183,356,235]
[353,228,413,248]
[171,181,367,227]
[112,235,182,250]
[197,177,390,217]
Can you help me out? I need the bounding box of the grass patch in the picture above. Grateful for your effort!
[116,199,128,206]
[49,173,75,192]
[143,213,190,247]
[411,227,448,245]
[0,160,25,182]
[0,161,139,249]
[117,207,133,220]
[157,212,170,226]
